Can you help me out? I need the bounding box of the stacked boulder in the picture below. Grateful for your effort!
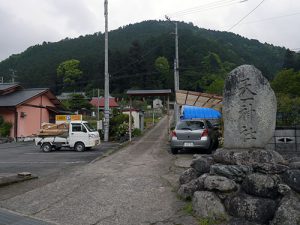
[178,151,300,225]
[177,65,300,225]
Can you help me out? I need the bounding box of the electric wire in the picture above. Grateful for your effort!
[110,0,246,77]
[240,12,300,25]
[227,0,266,31]
[167,0,243,18]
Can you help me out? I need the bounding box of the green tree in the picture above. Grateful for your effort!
[205,78,225,95]
[57,59,83,90]
[272,69,300,97]
[128,40,147,88]
[62,94,91,112]
[272,69,300,125]
[276,93,300,125]
[282,49,296,70]
[202,52,224,74]
[154,56,170,87]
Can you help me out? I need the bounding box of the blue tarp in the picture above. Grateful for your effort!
[181,105,221,119]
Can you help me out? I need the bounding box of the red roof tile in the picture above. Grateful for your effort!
[90,97,119,108]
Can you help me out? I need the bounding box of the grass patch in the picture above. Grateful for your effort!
[197,218,219,225]
[197,214,228,225]
[183,202,193,215]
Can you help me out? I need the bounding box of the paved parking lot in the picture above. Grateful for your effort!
[0,141,119,177]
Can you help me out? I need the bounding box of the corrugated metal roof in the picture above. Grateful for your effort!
[0,83,20,91]
[126,89,172,96]
[0,88,49,106]
[176,90,223,111]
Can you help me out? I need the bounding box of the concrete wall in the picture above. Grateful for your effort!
[266,127,300,155]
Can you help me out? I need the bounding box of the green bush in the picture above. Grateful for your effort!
[0,116,12,137]
[110,113,129,140]
[132,128,142,137]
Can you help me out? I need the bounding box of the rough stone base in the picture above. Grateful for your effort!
[178,149,300,225]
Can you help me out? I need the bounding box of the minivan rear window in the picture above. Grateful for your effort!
[176,121,205,130]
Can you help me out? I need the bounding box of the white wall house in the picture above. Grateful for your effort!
[153,98,163,109]
[123,110,144,131]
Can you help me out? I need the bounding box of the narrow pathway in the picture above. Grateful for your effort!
[0,117,197,225]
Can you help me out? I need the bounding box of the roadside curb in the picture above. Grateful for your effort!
[0,173,38,188]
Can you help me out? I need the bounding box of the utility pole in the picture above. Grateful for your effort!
[104,0,110,142]
[97,88,100,121]
[166,16,180,124]
[174,21,180,123]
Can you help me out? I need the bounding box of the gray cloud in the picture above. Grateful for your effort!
[0,6,58,60]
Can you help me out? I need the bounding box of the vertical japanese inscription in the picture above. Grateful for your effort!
[238,77,257,142]
[223,65,277,149]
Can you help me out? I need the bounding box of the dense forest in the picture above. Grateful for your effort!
[1,20,298,98]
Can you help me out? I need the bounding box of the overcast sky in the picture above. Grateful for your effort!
[0,0,299,61]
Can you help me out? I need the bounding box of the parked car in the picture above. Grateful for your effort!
[170,119,219,154]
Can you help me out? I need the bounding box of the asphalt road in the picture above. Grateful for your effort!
[0,116,198,225]
[0,141,119,177]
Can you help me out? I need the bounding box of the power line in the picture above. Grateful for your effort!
[227,0,266,31]
[168,0,237,15]
[167,0,243,18]
[240,12,300,25]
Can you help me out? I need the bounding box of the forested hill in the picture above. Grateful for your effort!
[0,20,290,95]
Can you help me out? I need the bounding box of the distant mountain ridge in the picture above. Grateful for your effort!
[0,20,287,94]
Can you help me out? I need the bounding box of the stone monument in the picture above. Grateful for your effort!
[223,65,277,149]
[177,65,300,225]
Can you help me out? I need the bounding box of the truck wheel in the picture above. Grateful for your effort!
[41,143,52,152]
[74,142,85,152]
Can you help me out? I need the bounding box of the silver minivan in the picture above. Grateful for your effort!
[170,119,219,154]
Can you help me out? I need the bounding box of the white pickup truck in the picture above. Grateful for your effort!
[35,121,100,152]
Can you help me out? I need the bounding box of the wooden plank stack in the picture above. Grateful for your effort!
[37,123,69,137]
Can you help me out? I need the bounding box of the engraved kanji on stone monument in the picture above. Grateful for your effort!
[223,65,277,149]
[238,77,257,142]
